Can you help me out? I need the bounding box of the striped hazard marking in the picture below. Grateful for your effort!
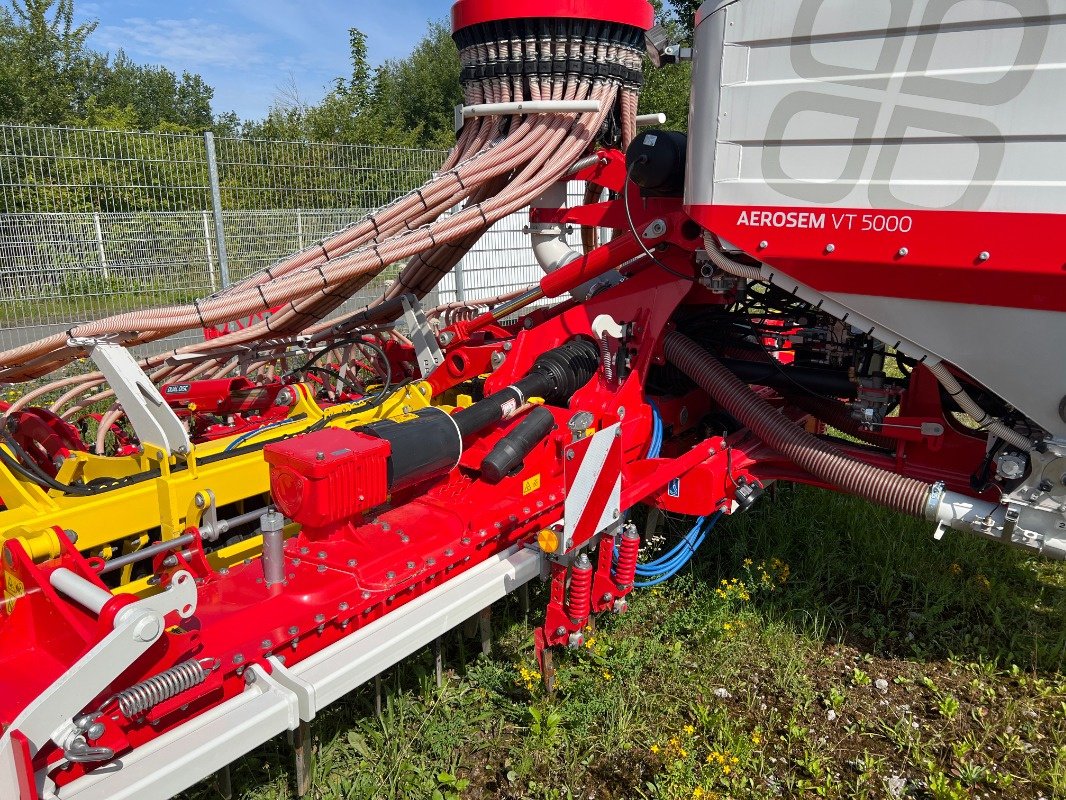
[563,423,622,551]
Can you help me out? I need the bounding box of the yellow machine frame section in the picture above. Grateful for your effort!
[0,381,438,564]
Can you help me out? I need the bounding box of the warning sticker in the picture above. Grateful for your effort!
[522,474,541,496]
[4,572,24,615]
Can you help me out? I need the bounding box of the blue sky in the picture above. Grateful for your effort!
[74,1,453,121]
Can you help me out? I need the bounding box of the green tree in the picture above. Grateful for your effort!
[82,51,215,130]
[249,22,462,150]
[1,0,220,130]
[362,21,462,150]
[669,0,703,43]
[0,0,97,123]
[640,0,693,130]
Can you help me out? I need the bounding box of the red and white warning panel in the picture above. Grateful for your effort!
[563,423,623,552]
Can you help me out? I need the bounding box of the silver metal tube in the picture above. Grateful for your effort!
[463,100,601,119]
[100,534,195,576]
[201,506,274,542]
[261,510,287,587]
[203,131,230,288]
[50,568,113,614]
[491,287,544,322]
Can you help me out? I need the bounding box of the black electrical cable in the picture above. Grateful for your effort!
[622,158,696,283]
[307,377,411,434]
[282,336,394,416]
[0,425,96,495]
[303,365,364,395]
[0,444,85,495]
[0,424,152,496]
[285,337,389,381]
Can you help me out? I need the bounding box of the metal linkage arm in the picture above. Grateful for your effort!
[0,571,197,798]
[69,338,192,456]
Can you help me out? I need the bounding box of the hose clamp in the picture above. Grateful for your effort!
[925,481,946,520]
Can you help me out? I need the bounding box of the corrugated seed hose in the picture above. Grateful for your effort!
[663,331,933,518]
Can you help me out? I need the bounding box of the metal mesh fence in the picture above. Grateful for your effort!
[0,123,566,364]
[212,138,442,212]
[0,125,212,214]
[435,182,588,307]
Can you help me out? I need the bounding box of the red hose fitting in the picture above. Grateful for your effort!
[614,526,640,589]
[566,553,594,623]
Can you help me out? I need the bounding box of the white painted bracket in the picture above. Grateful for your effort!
[0,571,197,799]
[563,423,623,551]
[400,294,445,379]
[591,315,625,341]
[636,113,667,128]
[69,338,191,456]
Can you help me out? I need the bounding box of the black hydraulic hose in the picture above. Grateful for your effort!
[454,339,599,439]
[664,332,932,518]
[718,358,857,398]
[481,405,556,483]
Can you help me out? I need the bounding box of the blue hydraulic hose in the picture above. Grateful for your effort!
[618,401,721,587]
[633,511,724,588]
[647,399,663,459]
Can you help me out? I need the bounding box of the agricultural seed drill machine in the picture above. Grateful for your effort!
[0,0,1064,797]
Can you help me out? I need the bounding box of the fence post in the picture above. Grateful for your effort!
[203,131,231,288]
[92,212,110,280]
[296,208,304,250]
[202,210,218,290]
[454,257,466,302]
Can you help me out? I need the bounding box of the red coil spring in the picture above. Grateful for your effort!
[566,558,594,622]
[614,530,640,588]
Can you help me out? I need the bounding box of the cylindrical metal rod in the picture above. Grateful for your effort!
[100,534,195,576]
[200,506,274,542]
[491,286,543,322]
[463,100,601,119]
[50,568,113,614]
[203,131,230,288]
[636,113,667,127]
[261,510,287,587]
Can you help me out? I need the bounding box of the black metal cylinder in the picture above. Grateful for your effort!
[362,339,600,490]
[626,130,688,196]
[480,406,557,483]
[361,408,462,492]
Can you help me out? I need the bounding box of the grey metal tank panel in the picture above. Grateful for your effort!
[686,0,1066,214]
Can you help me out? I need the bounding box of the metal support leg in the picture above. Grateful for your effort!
[293,719,311,798]
[214,764,233,800]
[520,583,530,622]
[456,628,467,666]
[534,629,557,697]
[374,674,383,719]
[433,637,443,688]
[478,607,492,656]
[68,340,192,456]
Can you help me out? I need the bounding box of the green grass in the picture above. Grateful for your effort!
[177,486,1066,800]
[0,272,207,325]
